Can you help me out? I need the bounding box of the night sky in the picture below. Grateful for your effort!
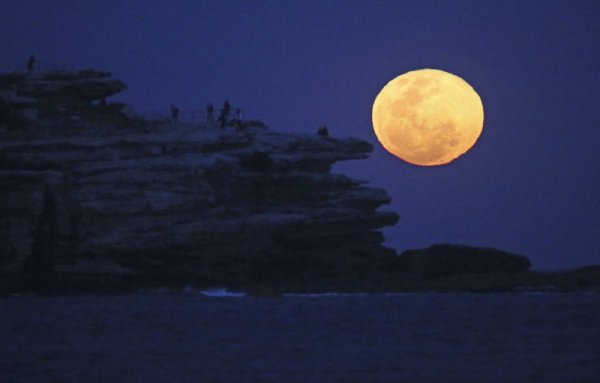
[2,0,599,269]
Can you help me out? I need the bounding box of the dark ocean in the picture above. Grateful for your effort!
[1,292,599,383]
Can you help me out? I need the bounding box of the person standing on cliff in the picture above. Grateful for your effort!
[171,103,179,123]
[222,100,231,120]
[217,100,231,129]
[27,55,37,75]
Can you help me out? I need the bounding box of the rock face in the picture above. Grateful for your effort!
[0,69,126,104]
[399,244,531,279]
[0,113,401,291]
[0,69,127,128]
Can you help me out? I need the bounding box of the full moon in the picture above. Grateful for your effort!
[372,69,484,166]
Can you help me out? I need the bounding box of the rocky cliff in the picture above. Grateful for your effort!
[0,68,402,292]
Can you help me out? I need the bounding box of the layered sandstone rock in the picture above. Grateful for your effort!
[0,118,400,291]
[0,69,128,129]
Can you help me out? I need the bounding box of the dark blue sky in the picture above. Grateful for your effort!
[2,0,599,269]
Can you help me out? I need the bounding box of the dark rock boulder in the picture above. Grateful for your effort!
[400,244,531,279]
[563,265,600,286]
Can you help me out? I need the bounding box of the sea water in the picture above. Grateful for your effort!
[1,292,599,383]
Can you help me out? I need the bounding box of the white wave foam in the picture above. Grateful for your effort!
[283,292,368,298]
[200,288,247,298]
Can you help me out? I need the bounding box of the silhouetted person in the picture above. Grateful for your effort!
[222,100,231,120]
[217,100,231,129]
[206,103,214,123]
[27,55,37,75]
[318,126,329,138]
[235,108,242,120]
[171,103,179,122]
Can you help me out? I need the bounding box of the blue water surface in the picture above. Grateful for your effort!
[1,292,599,383]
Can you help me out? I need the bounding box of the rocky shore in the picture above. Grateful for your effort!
[1,68,598,295]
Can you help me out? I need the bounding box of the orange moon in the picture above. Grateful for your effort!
[372,69,484,166]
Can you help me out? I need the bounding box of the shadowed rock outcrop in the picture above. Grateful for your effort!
[400,244,531,279]
[0,79,400,291]
[0,69,128,128]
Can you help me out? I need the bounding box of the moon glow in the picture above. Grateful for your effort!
[372,69,484,166]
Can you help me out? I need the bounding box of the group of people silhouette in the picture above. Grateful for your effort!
[170,100,242,129]
[208,100,243,128]
[24,56,332,136]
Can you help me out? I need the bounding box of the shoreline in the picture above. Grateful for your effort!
[2,268,598,297]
